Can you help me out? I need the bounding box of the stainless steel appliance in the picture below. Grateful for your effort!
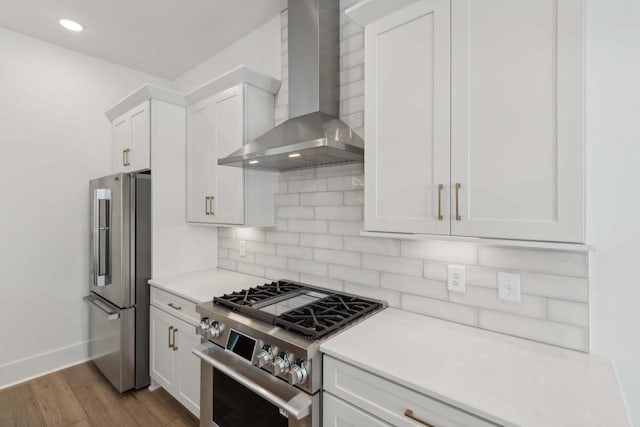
[84,172,151,392]
[193,280,386,427]
[217,0,364,172]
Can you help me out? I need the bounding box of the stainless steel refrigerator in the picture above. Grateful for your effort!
[84,172,151,392]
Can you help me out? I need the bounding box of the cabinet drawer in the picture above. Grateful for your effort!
[324,392,391,427]
[150,287,199,326]
[324,356,498,427]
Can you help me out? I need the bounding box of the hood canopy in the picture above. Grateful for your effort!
[218,0,364,172]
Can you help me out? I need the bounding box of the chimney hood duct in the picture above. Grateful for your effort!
[218,0,364,172]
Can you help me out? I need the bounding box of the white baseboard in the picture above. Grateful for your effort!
[0,340,89,390]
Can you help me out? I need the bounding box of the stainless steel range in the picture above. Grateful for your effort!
[192,280,386,427]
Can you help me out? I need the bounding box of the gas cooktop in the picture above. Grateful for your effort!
[213,280,384,339]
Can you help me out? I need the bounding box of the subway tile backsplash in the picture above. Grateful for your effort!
[218,5,590,352]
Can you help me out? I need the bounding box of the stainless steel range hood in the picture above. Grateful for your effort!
[218,0,364,172]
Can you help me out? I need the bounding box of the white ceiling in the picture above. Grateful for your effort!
[0,0,286,79]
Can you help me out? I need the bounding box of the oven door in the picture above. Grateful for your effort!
[193,343,316,427]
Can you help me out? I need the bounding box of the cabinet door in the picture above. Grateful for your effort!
[323,393,392,427]
[450,0,584,242]
[150,306,175,391]
[209,86,245,224]
[111,113,130,174]
[111,101,150,174]
[174,318,201,417]
[186,98,215,223]
[364,0,451,235]
[127,100,151,171]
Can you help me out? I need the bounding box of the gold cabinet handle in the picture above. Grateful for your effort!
[168,326,174,349]
[205,196,210,215]
[172,328,178,351]
[455,183,461,221]
[122,149,127,166]
[209,196,215,216]
[404,409,434,427]
[437,184,443,220]
[168,302,182,311]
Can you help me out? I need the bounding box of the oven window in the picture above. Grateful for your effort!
[213,369,288,427]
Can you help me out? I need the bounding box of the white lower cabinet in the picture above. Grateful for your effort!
[323,393,391,427]
[323,356,497,427]
[150,299,200,417]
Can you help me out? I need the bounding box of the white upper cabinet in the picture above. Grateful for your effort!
[352,0,585,243]
[186,78,278,226]
[187,86,244,224]
[111,100,150,173]
[364,0,451,235]
[450,0,584,242]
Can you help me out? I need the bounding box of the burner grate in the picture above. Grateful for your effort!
[213,280,384,339]
[214,281,303,307]
[275,295,383,339]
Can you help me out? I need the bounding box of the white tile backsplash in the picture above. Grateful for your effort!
[478,310,589,351]
[380,274,448,300]
[314,248,361,267]
[344,236,400,256]
[547,299,590,327]
[478,247,589,278]
[401,294,478,326]
[217,6,591,352]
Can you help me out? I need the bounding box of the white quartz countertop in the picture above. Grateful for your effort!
[320,308,630,427]
[148,269,268,303]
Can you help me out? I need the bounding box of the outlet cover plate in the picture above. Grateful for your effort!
[239,240,247,257]
[447,265,466,293]
[498,272,521,302]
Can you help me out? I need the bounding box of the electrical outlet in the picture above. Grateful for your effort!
[447,265,466,293]
[498,272,521,302]
[239,240,247,257]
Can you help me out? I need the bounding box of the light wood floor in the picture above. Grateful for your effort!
[0,362,199,427]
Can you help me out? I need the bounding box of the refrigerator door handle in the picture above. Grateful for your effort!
[93,188,112,287]
[84,295,120,320]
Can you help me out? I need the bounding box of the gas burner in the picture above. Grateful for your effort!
[214,281,303,307]
[214,280,385,339]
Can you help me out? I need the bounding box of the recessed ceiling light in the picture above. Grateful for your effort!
[59,19,83,32]
[288,153,301,158]
[249,160,259,164]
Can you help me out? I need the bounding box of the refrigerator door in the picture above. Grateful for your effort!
[90,173,132,308]
[84,293,135,392]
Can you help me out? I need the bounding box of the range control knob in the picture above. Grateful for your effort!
[207,321,223,339]
[256,346,275,368]
[272,353,290,376]
[289,362,308,385]
[196,318,223,340]
[196,318,210,337]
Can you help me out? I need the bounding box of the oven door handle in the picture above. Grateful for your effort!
[192,343,313,420]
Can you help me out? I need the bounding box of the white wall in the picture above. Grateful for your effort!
[0,26,172,388]
[586,0,640,423]
[173,15,281,92]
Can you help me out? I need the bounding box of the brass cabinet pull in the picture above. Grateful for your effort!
[455,183,462,221]
[437,184,443,220]
[172,328,178,351]
[168,326,174,349]
[209,196,215,216]
[205,196,210,215]
[122,149,127,166]
[404,409,434,427]
[168,302,182,311]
